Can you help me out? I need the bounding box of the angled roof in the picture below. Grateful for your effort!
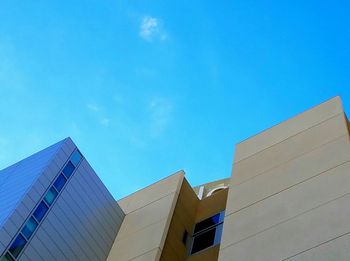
[0,138,67,227]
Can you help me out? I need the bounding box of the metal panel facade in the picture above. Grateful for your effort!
[0,138,124,260]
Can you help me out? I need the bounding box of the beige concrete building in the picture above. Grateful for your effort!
[2,96,348,261]
[106,96,350,261]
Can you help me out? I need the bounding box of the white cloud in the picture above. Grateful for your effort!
[100,118,111,127]
[86,102,111,127]
[87,103,101,112]
[148,97,172,137]
[139,16,167,42]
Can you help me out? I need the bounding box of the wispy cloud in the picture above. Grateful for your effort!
[100,118,111,127]
[86,95,172,140]
[87,103,101,112]
[86,102,111,127]
[113,95,124,105]
[0,39,26,91]
[148,97,173,137]
[139,16,167,42]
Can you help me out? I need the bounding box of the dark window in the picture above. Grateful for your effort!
[44,186,58,206]
[190,211,225,255]
[2,253,15,261]
[71,150,82,167]
[191,227,216,254]
[63,161,75,178]
[21,217,38,240]
[194,212,222,234]
[53,174,67,192]
[9,234,26,258]
[33,201,49,222]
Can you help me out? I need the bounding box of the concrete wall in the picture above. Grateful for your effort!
[107,171,184,261]
[219,96,350,260]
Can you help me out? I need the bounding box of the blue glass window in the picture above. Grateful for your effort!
[53,174,67,192]
[44,186,58,206]
[191,227,216,254]
[2,253,15,261]
[33,201,48,222]
[190,211,225,255]
[194,212,223,233]
[214,223,223,244]
[63,161,75,178]
[9,234,26,258]
[71,150,82,167]
[21,217,38,240]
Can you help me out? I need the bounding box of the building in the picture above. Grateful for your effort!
[1,96,350,261]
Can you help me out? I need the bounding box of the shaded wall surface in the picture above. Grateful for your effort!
[220,96,350,260]
[160,178,228,261]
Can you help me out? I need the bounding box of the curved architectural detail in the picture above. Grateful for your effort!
[206,186,229,197]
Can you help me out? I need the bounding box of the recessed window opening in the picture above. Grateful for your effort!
[53,173,67,192]
[71,150,82,167]
[33,201,49,222]
[2,252,15,261]
[62,161,75,178]
[21,217,38,240]
[8,234,26,258]
[44,186,58,206]
[189,211,225,255]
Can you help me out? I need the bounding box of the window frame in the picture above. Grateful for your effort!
[189,211,225,255]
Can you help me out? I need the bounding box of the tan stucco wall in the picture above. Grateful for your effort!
[107,171,184,261]
[160,178,228,261]
[219,96,350,260]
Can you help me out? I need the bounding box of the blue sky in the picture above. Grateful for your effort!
[0,0,349,199]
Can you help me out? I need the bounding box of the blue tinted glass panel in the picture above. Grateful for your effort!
[53,174,67,192]
[218,211,225,223]
[44,186,58,206]
[71,150,82,167]
[9,234,26,258]
[194,213,221,234]
[214,223,223,245]
[63,161,75,178]
[33,201,48,222]
[21,217,38,239]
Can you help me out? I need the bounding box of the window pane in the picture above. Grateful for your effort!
[44,186,58,206]
[53,174,67,192]
[71,150,82,167]
[33,201,49,222]
[9,234,27,258]
[1,253,15,261]
[214,223,223,245]
[191,227,216,254]
[194,213,221,234]
[21,217,38,240]
[63,161,75,178]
